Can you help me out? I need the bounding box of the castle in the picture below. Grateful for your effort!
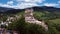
[25,8,48,31]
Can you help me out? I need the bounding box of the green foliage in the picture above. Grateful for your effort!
[46,21,60,34]
[33,11,60,34]
[33,11,60,20]
[7,16,48,34]
[7,11,60,34]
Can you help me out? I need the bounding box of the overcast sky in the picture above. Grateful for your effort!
[0,0,60,9]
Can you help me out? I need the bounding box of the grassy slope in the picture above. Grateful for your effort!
[49,19,60,24]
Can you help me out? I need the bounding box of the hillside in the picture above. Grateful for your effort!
[26,6,60,12]
[0,6,60,34]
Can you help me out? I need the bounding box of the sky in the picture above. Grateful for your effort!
[0,0,60,9]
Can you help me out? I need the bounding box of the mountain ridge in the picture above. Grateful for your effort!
[0,6,60,13]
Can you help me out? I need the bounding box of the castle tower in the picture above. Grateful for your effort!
[25,8,33,17]
[25,8,35,23]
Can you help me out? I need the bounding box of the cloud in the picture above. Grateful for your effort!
[0,0,45,9]
[0,1,16,8]
[7,1,14,5]
[15,0,45,9]
[0,3,16,8]
[14,0,45,9]
[58,1,60,3]
[16,0,45,3]
[44,3,59,7]
[0,3,38,9]
[16,3,39,9]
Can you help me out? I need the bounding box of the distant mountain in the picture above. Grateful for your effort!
[5,9,24,14]
[30,6,60,12]
[24,6,60,12]
[0,7,14,12]
[0,6,60,14]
